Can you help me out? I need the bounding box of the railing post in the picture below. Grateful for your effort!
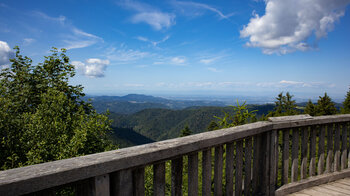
[110,169,132,196]
[270,130,278,195]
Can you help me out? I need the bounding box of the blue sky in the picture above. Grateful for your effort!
[0,0,350,100]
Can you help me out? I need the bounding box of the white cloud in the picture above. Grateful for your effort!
[256,80,336,88]
[173,1,234,19]
[105,46,149,62]
[72,58,110,78]
[171,56,187,65]
[33,11,66,25]
[118,0,175,30]
[23,38,35,46]
[206,67,222,72]
[240,0,350,54]
[136,35,170,46]
[0,41,14,68]
[63,27,103,50]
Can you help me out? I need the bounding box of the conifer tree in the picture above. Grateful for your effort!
[180,125,192,137]
[316,92,337,115]
[304,99,317,116]
[341,88,350,114]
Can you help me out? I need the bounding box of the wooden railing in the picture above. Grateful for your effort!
[1,114,350,196]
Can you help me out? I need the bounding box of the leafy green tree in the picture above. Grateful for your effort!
[0,47,115,170]
[269,92,299,116]
[180,125,192,137]
[341,88,350,114]
[304,99,317,116]
[316,92,337,116]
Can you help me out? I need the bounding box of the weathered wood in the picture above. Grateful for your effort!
[0,121,272,196]
[282,129,290,185]
[225,142,234,196]
[214,145,223,196]
[275,168,350,196]
[301,127,308,179]
[334,124,341,172]
[263,132,271,195]
[341,123,348,170]
[93,174,109,196]
[76,178,93,196]
[318,125,326,175]
[244,137,252,196]
[202,148,211,196]
[133,167,145,196]
[309,126,316,177]
[270,130,278,194]
[326,124,334,173]
[188,152,198,196]
[153,162,165,196]
[268,114,312,122]
[171,157,183,196]
[110,169,132,196]
[252,135,261,194]
[291,128,300,182]
[235,140,243,196]
[33,188,55,196]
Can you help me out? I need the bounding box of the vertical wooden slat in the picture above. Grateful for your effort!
[202,148,212,196]
[153,162,165,196]
[110,169,132,196]
[214,145,223,196]
[270,130,278,195]
[76,178,93,196]
[301,127,308,179]
[291,128,299,182]
[94,174,110,196]
[309,126,316,177]
[263,132,270,195]
[244,137,252,196]
[326,124,334,173]
[133,167,145,196]
[35,188,55,196]
[318,125,326,175]
[235,140,243,196]
[171,157,183,196]
[225,142,234,196]
[188,152,198,196]
[252,135,262,195]
[282,129,289,185]
[342,123,348,170]
[334,123,341,172]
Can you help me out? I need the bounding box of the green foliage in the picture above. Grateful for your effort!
[0,47,115,170]
[304,99,317,116]
[316,92,338,116]
[341,88,350,114]
[214,101,257,129]
[207,120,219,131]
[179,124,192,137]
[268,92,299,117]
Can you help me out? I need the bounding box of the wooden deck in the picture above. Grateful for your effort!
[289,178,350,196]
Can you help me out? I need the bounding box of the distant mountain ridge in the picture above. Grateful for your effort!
[85,94,227,114]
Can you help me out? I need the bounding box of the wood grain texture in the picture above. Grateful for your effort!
[244,137,252,196]
[133,167,145,196]
[318,125,326,175]
[334,124,341,172]
[292,128,300,182]
[341,123,348,170]
[214,145,223,196]
[270,130,278,195]
[326,124,334,173]
[301,127,308,179]
[225,142,234,196]
[282,129,290,185]
[110,169,132,196]
[188,152,198,196]
[202,148,211,196]
[153,162,165,196]
[235,140,243,196]
[171,157,183,196]
[309,126,316,177]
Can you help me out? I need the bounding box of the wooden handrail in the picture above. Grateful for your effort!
[1,114,350,196]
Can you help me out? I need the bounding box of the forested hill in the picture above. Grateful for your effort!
[109,104,275,145]
[85,94,227,114]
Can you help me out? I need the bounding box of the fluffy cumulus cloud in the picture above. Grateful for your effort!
[240,0,350,54]
[72,58,110,78]
[0,41,14,68]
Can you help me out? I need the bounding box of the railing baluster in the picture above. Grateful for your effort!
[301,127,308,179]
[326,124,334,173]
[263,132,270,195]
[235,140,243,196]
[225,142,234,195]
[202,148,212,196]
[133,167,145,196]
[334,123,341,171]
[110,169,132,196]
[318,125,326,175]
[291,128,299,182]
[153,162,165,196]
[171,157,183,196]
[214,145,223,196]
[342,123,348,170]
[244,137,252,196]
[188,152,198,196]
[270,130,278,194]
[282,129,290,185]
[252,135,262,194]
[309,126,316,176]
